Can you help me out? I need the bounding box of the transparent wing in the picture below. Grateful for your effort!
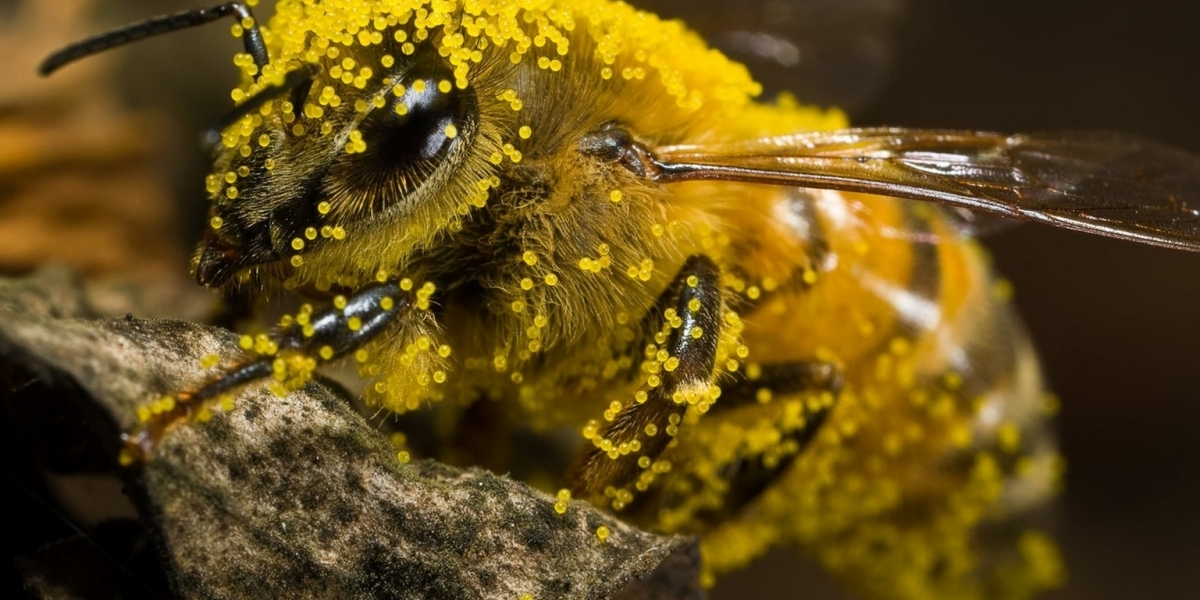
[637,0,905,112]
[939,207,1023,239]
[650,128,1200,252]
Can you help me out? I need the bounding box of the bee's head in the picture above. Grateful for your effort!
[194,46,479,289]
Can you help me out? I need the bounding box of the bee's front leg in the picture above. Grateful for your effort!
[568,255,726,502]
[122,281,415,463]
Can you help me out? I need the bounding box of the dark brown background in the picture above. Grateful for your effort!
[10,0,1200,598]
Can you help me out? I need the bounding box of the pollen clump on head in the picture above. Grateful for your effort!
[221,0,762,157]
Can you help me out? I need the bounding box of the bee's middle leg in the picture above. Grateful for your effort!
[568,255,725,501]
[668,361,843,525]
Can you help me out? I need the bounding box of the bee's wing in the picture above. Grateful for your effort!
[637,0,904,112]
[938,208,1023,239]
[652,128,1200,252]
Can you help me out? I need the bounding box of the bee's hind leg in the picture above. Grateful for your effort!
[655,361,843,526]
[568,255,727,505]
[121,281,416,463]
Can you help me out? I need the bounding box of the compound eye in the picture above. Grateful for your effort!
[381,78,464,162]
[358,76,468,178]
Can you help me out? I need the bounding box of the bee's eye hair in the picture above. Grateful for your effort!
[326,67,474,213]
[39,2,268,76]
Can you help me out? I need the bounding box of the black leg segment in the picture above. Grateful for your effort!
[121,281,413,462]
[631,358,842,527]
[569,255,725,499]
[697,360,841,525]
[713,361,842,411]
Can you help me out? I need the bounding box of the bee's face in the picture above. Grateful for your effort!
[194,46,481,287]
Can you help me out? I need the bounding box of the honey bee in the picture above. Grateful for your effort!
[39,1,1200,599]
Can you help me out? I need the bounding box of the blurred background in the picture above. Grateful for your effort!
[3,0,1199,598]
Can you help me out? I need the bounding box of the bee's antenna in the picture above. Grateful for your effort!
[39,2,268,76]
[203,64,320,148]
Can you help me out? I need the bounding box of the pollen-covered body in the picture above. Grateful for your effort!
[192,1,1063,598]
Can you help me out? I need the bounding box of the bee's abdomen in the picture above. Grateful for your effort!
[690,191,1064,597]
